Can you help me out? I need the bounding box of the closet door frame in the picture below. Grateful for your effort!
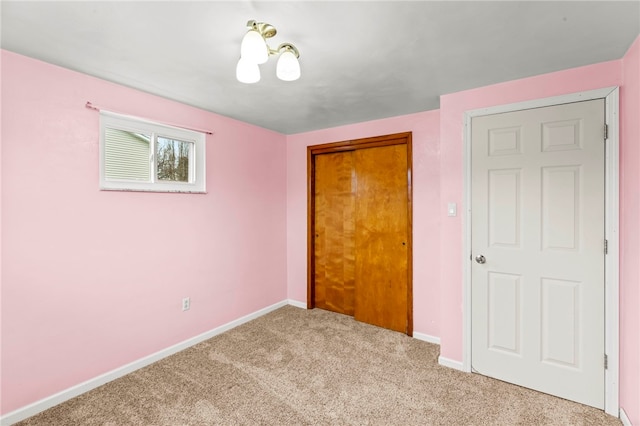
[306,132,414,336]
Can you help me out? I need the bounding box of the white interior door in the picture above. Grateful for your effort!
[471,99,606,409]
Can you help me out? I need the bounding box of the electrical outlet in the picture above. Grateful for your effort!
[182,297,190,311]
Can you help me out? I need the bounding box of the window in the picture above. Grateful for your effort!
[100,112,206,193]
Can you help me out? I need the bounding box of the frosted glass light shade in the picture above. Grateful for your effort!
[240,30,268,64]
[276,50,300,81]
[236,58,260,83]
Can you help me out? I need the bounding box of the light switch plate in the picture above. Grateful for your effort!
[447,203,457,217]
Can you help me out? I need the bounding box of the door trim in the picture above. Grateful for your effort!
[307,132,414,336]
[462,87,619,416]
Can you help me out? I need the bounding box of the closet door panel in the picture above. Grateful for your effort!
[353,144,408,332]
[313,152,356,315]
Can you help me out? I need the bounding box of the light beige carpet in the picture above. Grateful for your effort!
[17,306,620,425]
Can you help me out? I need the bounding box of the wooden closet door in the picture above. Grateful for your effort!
[353,144,408,333]
[313,152,356,315]
[309,132,412,335]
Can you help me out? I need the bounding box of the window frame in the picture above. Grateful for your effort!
[99,112,206,193]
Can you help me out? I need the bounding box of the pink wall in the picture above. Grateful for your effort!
[0,51,288,415]
[286,110,442,338]
[620,36,640,425]
[438,60,623,362]
[3,36,638,420]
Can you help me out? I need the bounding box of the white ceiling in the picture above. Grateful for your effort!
[2,1,639,134]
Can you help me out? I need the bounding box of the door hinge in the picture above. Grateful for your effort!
[604,124,609,140]
[604,354,608,370]
[604,239,608,255]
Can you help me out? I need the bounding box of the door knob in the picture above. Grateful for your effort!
[475,255,486,264]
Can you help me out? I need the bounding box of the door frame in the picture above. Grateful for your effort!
[307,132,414,336]
[462,87,620,416]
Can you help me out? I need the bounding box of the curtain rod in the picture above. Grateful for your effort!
[85,102,214,135]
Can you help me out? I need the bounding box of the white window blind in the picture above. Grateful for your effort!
[104,128,151,181]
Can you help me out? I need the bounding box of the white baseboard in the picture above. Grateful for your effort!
[413,332,441,345]
[438,356,465,371]
[620,407,632,426]
[0,300,289,426]
[287,299,307,309]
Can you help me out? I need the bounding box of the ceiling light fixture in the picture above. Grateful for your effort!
[236,20,300,84]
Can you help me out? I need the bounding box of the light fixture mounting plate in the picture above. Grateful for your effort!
[247,20,277,39]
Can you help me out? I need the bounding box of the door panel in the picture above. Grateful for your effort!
[314,152,356,315]
[541,278,580,367]
[354,144,408,333]
[471,100,605,408]
[541,166,580,250]
[488,169,521,247]
[487,272,522,355]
